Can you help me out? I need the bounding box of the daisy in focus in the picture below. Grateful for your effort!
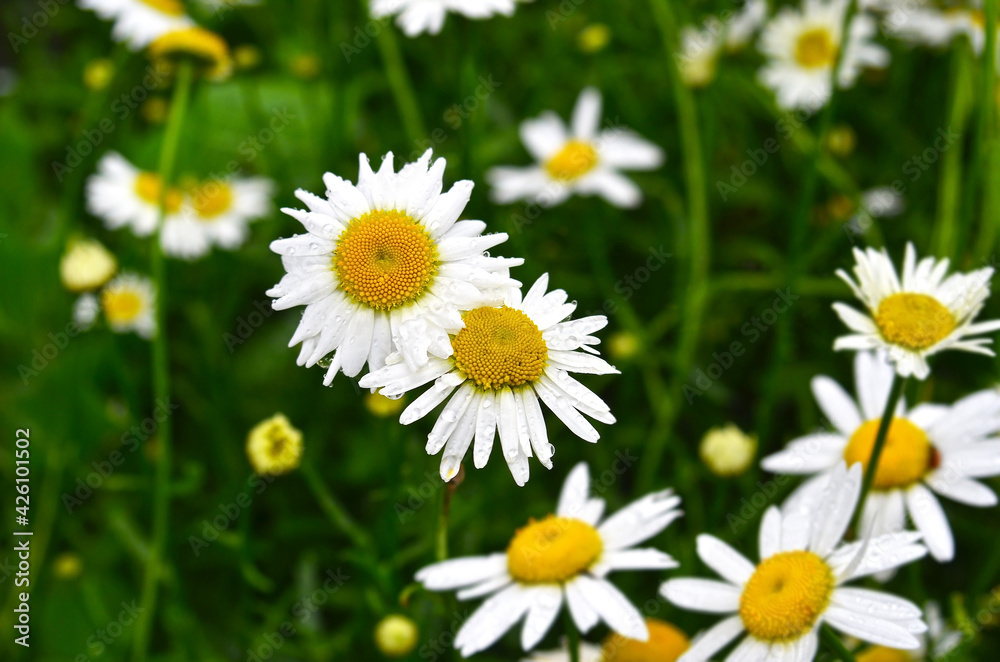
[369,0,522,37]
[486,88,665,209]
[161,176,274,260]
[267,150,522,385]
[524,618,689,662]
[832,242,1000,379]
[77,0,193,49]
[100,272,157,338]
[416,463,682,657]
[661,462,928,661]
[758,0,889,110]
[360,274,617,485]
[763,351,1000,562]
[87,152,184,237]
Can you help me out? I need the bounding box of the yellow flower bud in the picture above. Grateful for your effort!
[578,24,611,53]
[84,58,115,91]
[365,393,405,418]
[60,238,117,292]
[375,615,418,658]
[246,414,303,476]
[699,423,756,477]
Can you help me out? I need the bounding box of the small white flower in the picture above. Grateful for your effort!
[370,0,523,37]
[885,1,991,56]
[832,242,1000,379]
[100,272,157,338]
[763,350,1000,563]
[268,149,522,386]
[73,294,100,330]
[678,25,724,88]
[77,0,193,49]
[758,0,889,110]
[726,0,769,50]
[417,462,682,657]
[487,87,665,209]
[360,274,617,485]
[661,463,928,661]
[87,152,184,238]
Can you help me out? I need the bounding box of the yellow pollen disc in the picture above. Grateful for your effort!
[794,28,838,69]
[507,515,603,584]
[189,181,234,219]
[601,619,690,662]
[451,306,548,391]
[545,140,599,182]
[134,173,182,213]
[149,28,233,81]
[332,209,438,311]
[875,292,956,351]
[739,551,834,642]
[102,289,143,324]
[843,418,933,490]
[139,0,186,16]
[856,647,913,662]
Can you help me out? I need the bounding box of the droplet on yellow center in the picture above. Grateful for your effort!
[601,619,690,662]
[856,646,913,662]
[102,289,143,324]
[506,515,603,584]
[189,181,234,219]
[545,140,599,182]
[451,306,548,390]
[875,292,955,350]
[134,173,182,213]
[739,551,834,642]
[794,28,838,68]
[139,0,186,16]
[332,210,438,311]
[843,418,933,490]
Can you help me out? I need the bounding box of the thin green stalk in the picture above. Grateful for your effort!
[132,58,193,662]
[820,624,857,662]
[564,610,581,662]
[376,24,427,145]
[853,374,907,534]
[973,0,999,257]
[934,45,972,259]
[301,462,373,550]
[435,482,449,562]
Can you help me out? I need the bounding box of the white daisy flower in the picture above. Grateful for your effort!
[100,272,157,338]
[267,149,521,386]
[726,0,769,50]
[77,0,194,50]
[87,152,184,238]
[370,0,521,37]
[832,242,1000,379]
[661,462,928,661]
[416,462,682,657]
[161,176,275,260]
[885,1,991,55]
[73,293,100,330]
[758,0,889,110]
[486,88,665,209]
[359,274,617,485]
[678,25,724,88]
[854,601,963,661]
[524,618,690,662]
[763,350,1000,562]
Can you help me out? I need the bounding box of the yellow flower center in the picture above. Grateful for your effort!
[843,418,935,490]
[102,289,143,324]
[149,27,232,81]
[139,0,186,16]
[545,140,599,182]
[506,515,603,584]
[601,619,690,662]
[739,551,834,642]
[134,173,182,213]
[189,181,234,219]
[794,28,838,69]
[332,210,438,311]
[856,647,913,662]
[247,414,303,476]
[875,293,956,351]
[451,306,548,391]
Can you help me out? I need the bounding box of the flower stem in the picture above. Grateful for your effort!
[376,23,427,145]
[973,0,999,257]
[301,462,372,550]
[853,374,907,534]
[131,58,193,662]
[564,609,581,662]
[435,483,449,562]
[934,45,973,259]
[820,624,857,662]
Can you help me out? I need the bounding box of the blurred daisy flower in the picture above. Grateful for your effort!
[487,88,665,209]
[77,0,193,49]
[885,1,993,56]
[73,294,101,330]
[161,176,274,260]
[416,462,682,657]
[524,618,689,662]
[60,237,117,292]
[726,0,769,50]
[678,25,723,88]
[100,272,157,338]
[267,150,521,386]
[758,0,889,110]
[370,0,523,37]
[832,242,1000,379]
[763,351,1000,562]
[661,462,928,661]
[246,413,303,476]
[856,601,963,661]
[700,423,757,478]
[360,274,617,485]
[87,152,183,237]
[148,26,233,81]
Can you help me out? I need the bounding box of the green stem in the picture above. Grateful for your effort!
[974,0,999,257]
[853,374,907,534]
[375,23,427,145]
[435,482,449,562]
[301,462,372,550]
[131,58,193,662]
[820,624,857,662]
[934,45,972,259]
[564,610,581,662]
